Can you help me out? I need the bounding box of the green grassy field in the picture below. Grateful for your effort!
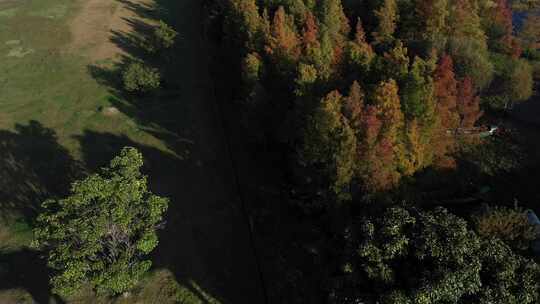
[0,0,166,155]
[0,0,262,303]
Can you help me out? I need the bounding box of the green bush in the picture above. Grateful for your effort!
[142,21,178,53]
[153,21,177,49]
[122,62,160,93]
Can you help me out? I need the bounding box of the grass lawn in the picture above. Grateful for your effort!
[0,0,263,303]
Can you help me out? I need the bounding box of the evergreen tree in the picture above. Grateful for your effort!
[433,54,460,157]
[403,119,428,174]
[378,40,409,82]
[359,79,405,191]
[483,0,518,56]
[343,81,365,128]
[302,11,320,49]
[401,56,435,121]
[457,77,483,129]
[267,6,301,61]
[317,0,350,44]
[300,90,357,200]
[226,0,263,49]
[373,0,399,46]
[346,18,375,77]
[416,0,450,52]
[373,79,404,148]
[448,0,494,89]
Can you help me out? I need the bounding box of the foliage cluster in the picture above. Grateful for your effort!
[122,61,161,93]
[221,0,530,197]
[33,148,169,296]
[330,207,540,303]
[474,205,537,251]
[218,0,540,302]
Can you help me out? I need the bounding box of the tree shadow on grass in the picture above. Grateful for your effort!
[0,249,64,304]
[86,0,265,301]
[0,120,77,304]
[75,129,263,303]
[0,120,82,223]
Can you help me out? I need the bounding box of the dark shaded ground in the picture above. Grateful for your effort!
[0,249,64,304]
[512,94,540,126]
[0,121,81,222]
[0,121,76,303]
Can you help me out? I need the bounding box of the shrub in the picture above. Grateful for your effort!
[122,62,160,93]
[475,205,537,251]
[143,21,178,53]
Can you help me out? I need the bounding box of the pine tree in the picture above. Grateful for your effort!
[457,77,483,129]
[401,56,435,121]
[433,54,460,157]
[295,63,318,97]
[373,0,399,46]
[484,0,518,56]
[302,11,320,49]
[379,41,409,82]
[226,0,263,49]
[358,79,405,191]
[356,103,387,192]
[403,119,428,174]
[343,81,364,128]
[447,0,494,89]
[374,79,405,142]
[317,0,350,44]
[416,0,449,52]
[518,14,540,50]
[266,6,301,61]
[434,55,459,130]
[346,18,375,75]
[300,90,357,200]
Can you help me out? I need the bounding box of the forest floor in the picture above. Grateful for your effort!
[0,0,263,303]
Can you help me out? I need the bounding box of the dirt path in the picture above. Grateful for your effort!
[68,0,151,61]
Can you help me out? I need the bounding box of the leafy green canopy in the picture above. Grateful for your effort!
[331,207,540,304]
[33,147,169,296]
[122,62,161,93]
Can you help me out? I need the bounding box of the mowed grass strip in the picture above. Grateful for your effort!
[0,0,167,154]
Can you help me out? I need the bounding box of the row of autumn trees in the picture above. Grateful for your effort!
[222,0,533,198]
[215,0,540,303]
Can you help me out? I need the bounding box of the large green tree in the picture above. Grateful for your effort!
[330,207,540,304]
[33,147,169,296]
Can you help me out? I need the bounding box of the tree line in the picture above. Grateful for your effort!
[222,0,535,199]
[211,0,540,302]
